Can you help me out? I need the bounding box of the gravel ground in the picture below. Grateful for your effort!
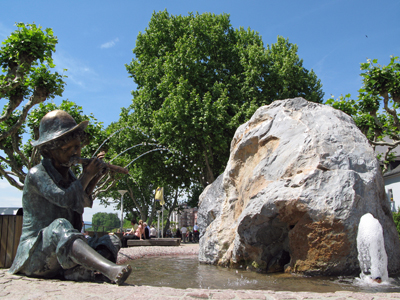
[2,244,400,299]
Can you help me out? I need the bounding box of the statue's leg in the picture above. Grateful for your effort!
[17,218,84,278]
[70,239,132,285]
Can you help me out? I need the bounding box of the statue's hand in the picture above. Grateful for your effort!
[84,158,105,178]
[80,158,105,190]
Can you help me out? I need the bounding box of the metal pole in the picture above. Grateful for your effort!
[161,205,164,238]
[118,190,128,233]
[157,210,161,238]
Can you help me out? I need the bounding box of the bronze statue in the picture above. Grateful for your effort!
[9,110,132,285]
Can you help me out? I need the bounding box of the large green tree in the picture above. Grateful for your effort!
[0,23,66,189]
[326,56,400,173]
[92,212,120,231]
[126,11,324,187]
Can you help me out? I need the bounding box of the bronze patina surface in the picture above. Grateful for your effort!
[9,110,131,285]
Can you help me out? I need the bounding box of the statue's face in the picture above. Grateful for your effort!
[50,136,82,168]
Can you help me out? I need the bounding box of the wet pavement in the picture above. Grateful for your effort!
[1,243,400,299]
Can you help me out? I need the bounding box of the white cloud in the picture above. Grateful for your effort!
[100,38,119,49]
[53,51,98,88]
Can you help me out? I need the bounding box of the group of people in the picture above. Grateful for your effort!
[121,219,158,247]
[121,220,200,246]
[175,223,199,243]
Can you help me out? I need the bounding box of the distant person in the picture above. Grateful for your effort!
[131,219,139,233]
[175,228,182,239]
[143,222,150,239]
[193,223,199,243]
[188,230,193,243]
[181,226,187,243]
[135,220,145,240]
[121,219,140,247]
[150,225,157,238]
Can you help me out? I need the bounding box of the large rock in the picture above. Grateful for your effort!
[198,98,400,276]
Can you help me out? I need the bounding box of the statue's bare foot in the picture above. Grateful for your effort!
[108,264,132,285]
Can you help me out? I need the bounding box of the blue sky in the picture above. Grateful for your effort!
[1,0,399,221]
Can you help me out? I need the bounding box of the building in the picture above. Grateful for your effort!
[376,141,400,212]
[169,205,198,229]
[383,166,400,212]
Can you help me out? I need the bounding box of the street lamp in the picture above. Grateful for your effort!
[118,190,128,233]
[157,210,161,238]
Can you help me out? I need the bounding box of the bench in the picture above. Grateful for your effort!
[127,238,181,247]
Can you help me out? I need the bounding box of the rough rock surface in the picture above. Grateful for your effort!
[198,98,400,276]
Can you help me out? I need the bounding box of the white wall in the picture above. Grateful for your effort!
[384,176,399,211]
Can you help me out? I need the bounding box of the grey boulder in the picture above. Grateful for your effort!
[198,98,400,276]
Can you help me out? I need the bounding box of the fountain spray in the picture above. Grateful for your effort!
[357,213,389,283]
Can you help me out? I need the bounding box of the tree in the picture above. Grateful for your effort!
[393,209,400,239]
[95,111,190,225]
[326,56,400,173]
[0,23,65,189]
[92,212,120,231]
[126,11,324,187]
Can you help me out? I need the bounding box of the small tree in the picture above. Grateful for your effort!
[326,56,400,173]
[0,23,65,189]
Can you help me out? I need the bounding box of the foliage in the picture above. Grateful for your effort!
[125,10,324,187]
[326,56,400,173]
[186,183,203,208]
[95,106,193,225]
[393,209,400,239]
[0,23,66,189]
[92,212,120,231]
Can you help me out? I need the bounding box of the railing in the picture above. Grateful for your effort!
[0,215,23,268]
[1,219,122,268]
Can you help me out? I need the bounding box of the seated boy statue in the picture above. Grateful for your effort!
[9,110,132,285]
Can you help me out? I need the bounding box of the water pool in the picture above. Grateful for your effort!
[126,255,400,293]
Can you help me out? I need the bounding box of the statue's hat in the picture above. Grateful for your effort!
[31,110,89,147]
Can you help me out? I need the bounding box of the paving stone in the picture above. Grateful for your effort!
[1,245,400,300]
[210,292,237,299]
[186,292,211,299]
[235,291,267,299]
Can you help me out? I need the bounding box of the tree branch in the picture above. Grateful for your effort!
[369,140,400,147]
[11,133,29,168]
[0,86,48,142]
[0,168,24,190]
[92,174,115,199]
[382,92,400,131]
[3,148,26,183]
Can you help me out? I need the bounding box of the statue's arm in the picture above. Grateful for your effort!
[29,167,85,214]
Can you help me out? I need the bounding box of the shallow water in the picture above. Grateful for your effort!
[126,255,400,293]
